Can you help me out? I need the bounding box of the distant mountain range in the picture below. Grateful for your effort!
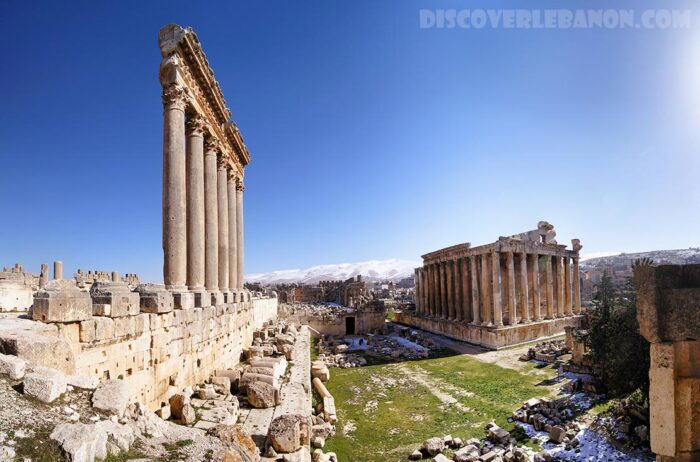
[581,248,700,269]
[245,249,700,285]
[246,259,420,285]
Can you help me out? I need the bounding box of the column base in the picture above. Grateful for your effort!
[211,290,225,306]
[171,290,194,310]
[220,290,233,304]
[192,290,211,308]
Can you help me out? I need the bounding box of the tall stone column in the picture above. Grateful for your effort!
[162,84,188,290]
[460,258,469,322]
[452,260,461,321]
[491,252,503,327]
[217,157,230,293]
[446,260,455,319]
[519,252,530,323]
[186,115,206,291]
[480,255,491,325]
[529,254,541,321]
[53,261,63,280]
[414,268,421,313]
[572,257,582,314]
[431,263,439,316]
[470,256,480,325]
[204,137,219,292]
[564,256,573,316]
[235,178,245,289]
[505,251,517,325]
[428,264,435,316]
[545,255,554,319]
[439,262,447,318]
[422,267,430,314]
[227,171,238,292]
[556,256,565,317]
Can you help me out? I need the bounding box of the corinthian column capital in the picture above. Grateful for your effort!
[161,83,187,111]
[236,176,245,192]
[216,153,229,170]
[204,136,220,154]
[186,114,207,137]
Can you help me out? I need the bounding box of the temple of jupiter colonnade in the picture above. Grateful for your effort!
[159,24,249,307]
[401,221,583,349]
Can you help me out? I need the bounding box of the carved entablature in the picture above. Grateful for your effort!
[158,23,250,175]
[422,221,581,263]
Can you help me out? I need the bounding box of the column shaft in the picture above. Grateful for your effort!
[564,257,573,315]
[519,252,530,322]
[446,260,455,319]
[470,256,480,325]
[204,139,219,291]
[235,180,245,289]
[432,263,439,316]
[573,257,582,314]
[439,262,448,318]
[217,159,229,291]
[492,252,503,327]
[556,256,565,317]
[506,251,517,325]
[452,260,461,321]
[545,255,554,319]
[186,116,205,290]
[460,258,470,322]
[480,255,492,324]
[529,254,541,321]
[227,172,238,291]
[162,84,188,289]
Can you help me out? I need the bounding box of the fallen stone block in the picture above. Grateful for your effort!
[181,403,196,425]
[422,437,445,456]
[200,407,236,425]
[95,420,134,453]
[269,414,311,454]
[0,353,25,380]
[169,393,190,420]
[247,381,279,409]
[211,376,231,395]
[92,379,130,417]
[434,454,451,462]
[549,425,566,443]
[51,422,108,462]
[23,366,67,403]
[67,374,99,390]
[206,424,260,462]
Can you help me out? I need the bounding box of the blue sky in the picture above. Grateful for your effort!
[1,0,699,282]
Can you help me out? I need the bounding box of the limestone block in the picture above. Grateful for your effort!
[95,420,135,453]
[90,282,140,318]
[0,324,76,374]
[50,423,108,462]
[0,353,26,380]
[23,366,67,403]
[181,403,196,425]
[57,322,81,344]
[211,376,231,395]
[67,374,99,390]
[136,284,173,313]
[79,317,115,343]
[113,316,136,338]
[422,437,445,456]
[247,381,279,408]
[193,290,211,308]
[173,291,194,310]
[239,372,279,392]
[33,280,92,323]
[93,303,111,316]
[92,379,130,417]
[169,393,190,420]
[199,407,236,425]
[268,414,311,453]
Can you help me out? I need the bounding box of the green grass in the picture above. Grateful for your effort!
[323,353,557,462]
[310,336,319,361]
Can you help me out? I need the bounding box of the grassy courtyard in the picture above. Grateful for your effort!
[323,351,558,462]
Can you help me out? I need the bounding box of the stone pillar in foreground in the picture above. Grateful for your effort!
[491,252,503,327]
[529,254,541,321]
[519,252,530,323]
[235,178,245,289]
[217,157,230,294]
[53,261,63,280]
[505,251,517,325]
[186,115,206,291]
[572,257,582,314]
[227,170,238,293]
[470,256,480,325]
[545,256,554,319]
[162,84,188,290]
[204,138,219,292]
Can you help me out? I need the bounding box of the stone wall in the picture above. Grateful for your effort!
[35,290,278,410]
[0,282,34,312]
[394,311,580,350]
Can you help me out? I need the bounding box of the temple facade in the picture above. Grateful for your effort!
[395,222,582,349]
[159,24,248,306]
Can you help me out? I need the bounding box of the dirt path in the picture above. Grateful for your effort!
[394,363,472,412]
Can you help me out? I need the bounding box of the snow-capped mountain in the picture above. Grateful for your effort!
[246,259,420,285]
[581,248,700,269]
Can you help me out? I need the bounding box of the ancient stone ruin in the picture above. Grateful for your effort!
[396,222,582,349]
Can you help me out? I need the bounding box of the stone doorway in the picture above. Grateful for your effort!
[345,316,356,335]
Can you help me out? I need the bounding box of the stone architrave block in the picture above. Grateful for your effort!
[90,282,140,318]
[33,280,92,323]
[136,284,173,313]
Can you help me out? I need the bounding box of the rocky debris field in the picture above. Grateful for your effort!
[518,340,568,364]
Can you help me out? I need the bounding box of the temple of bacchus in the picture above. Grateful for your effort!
[0,24,278,410]
[395,221,582,349]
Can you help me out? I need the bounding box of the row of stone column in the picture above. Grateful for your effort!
[415,252,581,326]
[162,84,244,294]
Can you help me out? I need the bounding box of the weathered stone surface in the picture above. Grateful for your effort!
[200,407,236,425]
[0,318,76,374]
[246,381,278,408]
[79,317,115,343]
[67,374,99,390]
[95,420,134,452]
[136,284,173,313]
[211,376,232,394]
[454,444,481,462]
[434,454,451,462]
[207,424,261,462]
[169,392,189,420]
[0,352,25,380]
[90,282,140,318]
[408,449,422,460]
[32,280,92,323]
[23,366,67,403]
[51,422,108,462]
[181,403,196,425]
[92,379,130,417]
[549,425,566,443]
[422,437,445,456]
[268,414,311,453]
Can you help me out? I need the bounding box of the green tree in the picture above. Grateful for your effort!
[586,262,650,398]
